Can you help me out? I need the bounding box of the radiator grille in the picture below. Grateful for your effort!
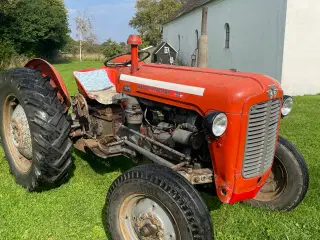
[242,99,281,178]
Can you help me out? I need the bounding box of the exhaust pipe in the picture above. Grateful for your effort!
[127,35,142,74]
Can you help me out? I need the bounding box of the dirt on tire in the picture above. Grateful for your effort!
[105,164,214,240]
[0,68,73,191]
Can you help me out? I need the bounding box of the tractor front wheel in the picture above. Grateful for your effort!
[0,68,73,191]
[248,136,309,211]
[104,164,214,240]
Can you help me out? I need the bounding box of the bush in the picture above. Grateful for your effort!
[0,39,16,70]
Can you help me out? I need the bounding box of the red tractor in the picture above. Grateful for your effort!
[0,35,309,239]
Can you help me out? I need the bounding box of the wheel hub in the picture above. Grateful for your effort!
[10,104,32,160]
[133,212,164,239]
[120,195,177,240]
[254,157,287,201]
[260,171,280,193]
[139,221,158,237]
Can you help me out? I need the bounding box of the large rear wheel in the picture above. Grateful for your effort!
[104,164,214,240]
[0,68,73,191]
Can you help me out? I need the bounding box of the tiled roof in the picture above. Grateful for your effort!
[167,0,213,22]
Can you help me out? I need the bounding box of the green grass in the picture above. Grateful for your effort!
[54,61,104,95]
[0,61,319,239]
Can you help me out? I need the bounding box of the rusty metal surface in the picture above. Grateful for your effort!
[2,95,32,173]
[70,129,84,138]
[171,162,188,171]
[119,194,177,240]
[178,168,214,185]
[72,93,89,118]
[121,125,187,161]
[70,95,124,140]
[74,138,136,159]
[10,105,32,160]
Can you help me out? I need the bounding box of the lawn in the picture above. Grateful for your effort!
[0,61,319,239]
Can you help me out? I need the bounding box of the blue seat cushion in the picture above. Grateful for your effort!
[73,69,114,92]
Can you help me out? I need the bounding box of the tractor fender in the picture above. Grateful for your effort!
[25,58,71,108]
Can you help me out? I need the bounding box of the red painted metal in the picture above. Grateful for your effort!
[25,58,71,107]
[69,36,284,204]
[127,35,142,74]
[116,63,283,204]
[228,185,264,204]
[127,35,142,45]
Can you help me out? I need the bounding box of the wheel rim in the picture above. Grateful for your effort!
[119,194,180,240]
[3,94,32,173]
[254,156,288,202]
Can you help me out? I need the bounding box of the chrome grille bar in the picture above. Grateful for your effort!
[242,99,281,178]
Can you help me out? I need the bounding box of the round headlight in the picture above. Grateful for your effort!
[212,113,228,137]
[282,96,293,116]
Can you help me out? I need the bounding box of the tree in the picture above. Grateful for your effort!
[0,0,69,59]
[75,10,97,61]
[0,0,19,69]
[0,0,21,14]
[119,42,129,53]
[129,0,184,46]
[102,39,124,58]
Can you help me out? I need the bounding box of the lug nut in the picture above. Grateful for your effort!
[194,177,200,183]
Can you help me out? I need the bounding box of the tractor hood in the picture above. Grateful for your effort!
[118,64,283,115]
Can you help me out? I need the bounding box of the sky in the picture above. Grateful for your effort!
[65,0,137,43]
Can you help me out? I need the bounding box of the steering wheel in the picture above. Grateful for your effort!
[103,50,151,67]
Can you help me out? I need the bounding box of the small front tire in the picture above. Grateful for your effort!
[104,164,214,240]
[248,136,309,211]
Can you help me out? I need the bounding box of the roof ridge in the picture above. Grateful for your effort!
[166,0,213,23]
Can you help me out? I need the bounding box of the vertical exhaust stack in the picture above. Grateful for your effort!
[198,7,208,68]
[127,35,142,74]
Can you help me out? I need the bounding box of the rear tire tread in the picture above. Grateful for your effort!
[0,68,73,191]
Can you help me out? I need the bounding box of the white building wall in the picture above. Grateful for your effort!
[281,0,320,95]
[163,9,202,66]
[163,0,287,82]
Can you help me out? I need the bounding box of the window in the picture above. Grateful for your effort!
[164,47,169,54]
[225,23,230,49]
[195,29,199,49]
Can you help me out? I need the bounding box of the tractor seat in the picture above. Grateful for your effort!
[73,69,118,105]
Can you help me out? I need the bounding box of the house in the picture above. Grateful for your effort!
[152,42,178,64]
[163,0,320,96]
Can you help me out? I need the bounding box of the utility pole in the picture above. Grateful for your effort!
[79,33,82,62]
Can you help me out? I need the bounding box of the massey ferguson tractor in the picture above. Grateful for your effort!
[0,35,309,240]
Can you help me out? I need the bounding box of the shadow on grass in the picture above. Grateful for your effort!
[196,184,223,212]
[74,149,133,175]
[202,194,223,212]
[73,150,134,238]
[75,149,223,235]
